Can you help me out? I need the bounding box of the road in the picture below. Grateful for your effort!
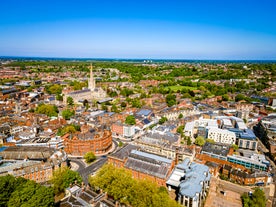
[76,157,108,184]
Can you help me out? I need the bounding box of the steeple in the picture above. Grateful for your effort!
[88,63,95,90]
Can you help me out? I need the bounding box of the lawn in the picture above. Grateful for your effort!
[166,85,197,92]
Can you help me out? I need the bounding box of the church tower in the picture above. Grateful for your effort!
[88,64,96,91]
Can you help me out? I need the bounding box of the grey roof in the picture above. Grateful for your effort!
[109,144,138,161]
[124,150,173,179]
[136,109,152,117]
[68,89,91,95]
[166,158,210,199]
[201,142,230,157]
[0,146,55,160]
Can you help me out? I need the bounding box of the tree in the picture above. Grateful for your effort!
[187,137,192,145]
[178,113,183,119]
[222,94,229,101]
[232,144,239,151]
[0,175,54,207]
[62,109,75,120]
[46,84,63,95]
[241,188,266,207]
[159,116,168,125]
[35,104,58,117]
[89,164,181,207]
[166,94,176,107]
[84,151,96,164]
[195,136,205,146]
[121,102,127,108]
[125,115,136,125]
[67,96,74,106]
[111,104,119,113]
[8,180,54,207]
[51,167,82,195]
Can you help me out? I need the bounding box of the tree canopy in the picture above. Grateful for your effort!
[84,151,97,164]
[35,104,58,117]
[61,109,75,120]
[125,115,136,125]
[241,188,266,207]
[195,136,205,146]
[0,175,54,207]
[50,167,82,195]
[89,164,181,207]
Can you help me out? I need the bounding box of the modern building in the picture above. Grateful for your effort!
[166,158,211,207]
[227,151,269,171]
[207,128,236,145]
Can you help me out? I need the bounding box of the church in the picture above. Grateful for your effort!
[63,65,107,104]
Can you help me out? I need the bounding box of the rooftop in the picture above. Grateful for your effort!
[202,142,231,157]
[109,144,138,161]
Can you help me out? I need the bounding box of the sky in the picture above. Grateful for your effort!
[0,0,276,60]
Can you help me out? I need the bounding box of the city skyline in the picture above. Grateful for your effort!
[1,0,276,60]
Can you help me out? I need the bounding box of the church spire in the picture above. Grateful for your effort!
[88,63,95,90]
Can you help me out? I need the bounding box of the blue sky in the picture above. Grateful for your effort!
[0,0,276,59]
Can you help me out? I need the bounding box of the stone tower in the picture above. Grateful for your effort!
[88,64,96,91]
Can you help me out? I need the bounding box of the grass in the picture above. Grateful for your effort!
[165,85,197,92]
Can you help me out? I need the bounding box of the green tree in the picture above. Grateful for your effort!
[111,104,119,113]
[84,151,97,164]
[178,113,183,119]
[35,104,58,117]
[46,84,63,95]
[232,144,239,151]
[195,136,205,146]
[0,175,54,207]
[121,102,127,108]
[62,109,75,120]
[187,137,192,145]
[159,116,168,125]
[166,94,176,107]
[89,164,181,207]
[50,167,82,195]
[125,115,136,125]
[67,96,74,106]
[241,188,266,207]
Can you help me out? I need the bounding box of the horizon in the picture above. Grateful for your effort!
[1,0,276,60]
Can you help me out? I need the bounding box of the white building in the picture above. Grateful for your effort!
[166,158,211,207]
[207,128,236,145]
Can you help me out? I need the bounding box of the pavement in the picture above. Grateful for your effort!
[68,139,118,184]
[205,177,275,207]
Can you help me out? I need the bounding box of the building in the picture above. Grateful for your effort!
[166,158,211,207]
[207,128,236,145]
[60,184,119,207]
[62,127,112,156]
[201,142,232,161]
[63,65,107,104]
[0,146,68,183]
[227,150,269,171]
[108,144,175,186]
[222,165,271,186]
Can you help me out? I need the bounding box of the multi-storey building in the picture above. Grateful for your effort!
[207,128,236,145]
[166,158,211,207]
[62,128,112,156]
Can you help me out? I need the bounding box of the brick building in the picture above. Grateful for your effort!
[62,128,112,156]
[108,144,175,186]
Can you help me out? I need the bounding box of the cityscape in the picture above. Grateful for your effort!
[0,1,276,207]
